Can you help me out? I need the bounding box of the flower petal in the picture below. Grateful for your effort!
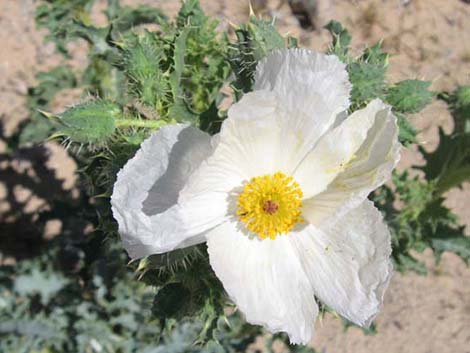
[254,48,351,164]
[206,221,318,344]
[302,100,400,227]
[111,124,224,259]
[290,200,393,327]
[294,99,397,199]
[217,89,283,177]
[254,48,350,117]
[217,50,351,178]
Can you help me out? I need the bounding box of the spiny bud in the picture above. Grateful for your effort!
[57,100,122,144]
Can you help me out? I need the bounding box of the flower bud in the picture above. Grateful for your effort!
[58,101,121,143]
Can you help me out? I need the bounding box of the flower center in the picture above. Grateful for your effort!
[237,172,303,240]
[262,200,279,214]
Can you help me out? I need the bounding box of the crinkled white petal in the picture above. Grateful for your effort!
[111,124,225,259]
[254,48,351,166]
[212,49,351,178]
[290,200,393,327]
[302,100,400,227]
[206,221,318,345]
[294,99,396,199]
[254,48,350,116]
[218,90,285,177]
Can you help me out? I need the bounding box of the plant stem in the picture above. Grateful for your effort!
[115,118,173,129]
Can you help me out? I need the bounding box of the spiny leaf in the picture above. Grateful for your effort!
[177,0,207,27]
[396,113,418,146]
[108,5,168,37]
[445,85,470,133]
[229,16,288,95]
[386,80,433,113]
[431,228,470,264]
[396,254,427,275]
[121,31,169,109]
[168,27,197,122]
[348,43,388,108]
[35,0,96,55]
[325,20,351,59]
[419,128,470,194]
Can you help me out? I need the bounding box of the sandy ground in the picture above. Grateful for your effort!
[0,0,469,352]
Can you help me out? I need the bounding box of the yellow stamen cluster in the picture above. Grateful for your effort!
[237,172,303,240]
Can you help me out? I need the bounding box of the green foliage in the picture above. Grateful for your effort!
[107,4,167,35]
[35,0,96,55]
[20,66,78,145]
[228,16,294,96]
[448,86,470,132]
[3,1,469,352]
[121,31,170,111]
[396,113,418,146]
[374,170,470,273]
[386,80,434,113]
[114,0,230,124]
[14,267,69,305]
[324,20,351,59]
[1,237,164,353]
[421,86,470,194]
[325,22,432,145]
[326,22,387,108]
[174,0,231,115]
[419,127,470,194]
[348,43,389,107]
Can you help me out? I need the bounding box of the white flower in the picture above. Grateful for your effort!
[111,48,400,344]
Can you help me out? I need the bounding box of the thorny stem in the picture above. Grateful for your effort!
[115,118,173,129]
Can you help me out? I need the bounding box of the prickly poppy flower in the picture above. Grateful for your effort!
[111,49,400,344]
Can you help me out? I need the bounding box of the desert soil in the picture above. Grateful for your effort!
[0,0,469,353]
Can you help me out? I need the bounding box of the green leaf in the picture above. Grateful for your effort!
[248,16,285,59]
[396,254,428,275]
[349,62,386,107]
[386,80,433,113]
[35,0,96,55]
[348,43,388,108]
[168,100,198,122]
[14,268,69,305]
[177,0,207,27]
[445,85,470,133]
[431,227,470,264]
[108,5,167,37]
[325,20,351,59]
[170,27,191,100]
[20,65,77,146]
[121,31,169,109]
[152,283,191,319]
[229,16,287,94]
[419,127,470,194]
[19,117,56,145]
[397,113,418,146]
[420,86,470,194]
[347,42,388,110]
[199,101,223,134]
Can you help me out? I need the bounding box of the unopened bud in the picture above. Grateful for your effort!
[58,100,122,143]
